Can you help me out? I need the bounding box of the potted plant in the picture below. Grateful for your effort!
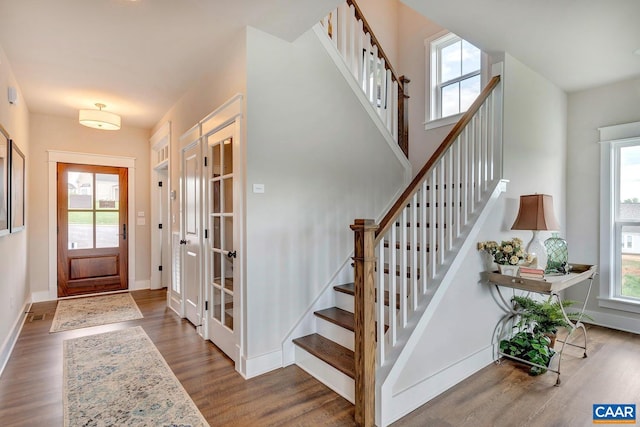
[500,295,591,375]
[477,238,533,275]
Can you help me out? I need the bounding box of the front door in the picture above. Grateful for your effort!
[57,163,128,297]
[181,140,202,327]
[205,124,239,361]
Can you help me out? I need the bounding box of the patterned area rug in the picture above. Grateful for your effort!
[63,326,209,427]
[50,292,144,333]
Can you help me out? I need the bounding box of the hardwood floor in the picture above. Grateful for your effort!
[1,289,639,426]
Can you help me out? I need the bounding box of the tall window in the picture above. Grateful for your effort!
[600,125,640,312]
[617,144,640,299]
[429,32,482,122]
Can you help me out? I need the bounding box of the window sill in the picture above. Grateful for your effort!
[598,296,640,314]
[425,113,464,131]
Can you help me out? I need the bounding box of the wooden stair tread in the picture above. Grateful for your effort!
[315,307,354,331]
[333,283,401,309]
[314,307,388,333]
[293,333,355,379]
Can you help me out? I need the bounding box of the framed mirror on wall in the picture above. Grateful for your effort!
[10,139,25,233]
[0,125,9,237]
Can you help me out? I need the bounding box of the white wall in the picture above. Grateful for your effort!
[396,2,450,173]
[152,30,247,238]
[0,45,30,362]
[28,114,151,295]
[357,0,399,67]
[565,76,640,326]
[245,27,408,360]
[389,53,567,421]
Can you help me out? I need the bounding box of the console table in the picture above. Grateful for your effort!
[487,263,598,385]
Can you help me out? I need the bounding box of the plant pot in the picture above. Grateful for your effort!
[498,264,519,276]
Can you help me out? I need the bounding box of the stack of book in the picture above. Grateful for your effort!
[519,267,545,279]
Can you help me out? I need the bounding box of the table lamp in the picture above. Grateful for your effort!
[511,194,560,270]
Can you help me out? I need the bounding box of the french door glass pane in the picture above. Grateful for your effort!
[223,178,233,213]
[213,286,222,321]
[68,212,93,249]
[223,139,233,175]
[224,290,233,329]
[212,144,221,178]
[213,181,221,213]
[223,217,233,252]
[96,211,119,248]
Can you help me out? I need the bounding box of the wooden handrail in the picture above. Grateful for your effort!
[346,0,403,90]
[375,75,501,242]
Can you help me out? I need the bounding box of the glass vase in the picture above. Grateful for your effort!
[544,233,568,274]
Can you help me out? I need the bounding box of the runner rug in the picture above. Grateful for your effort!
[50,292,143,333]
[63,326,209,427]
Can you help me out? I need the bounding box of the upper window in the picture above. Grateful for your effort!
[428,33,483,125]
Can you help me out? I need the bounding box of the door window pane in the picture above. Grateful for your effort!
[96,173,118,210]
[212,181,221,213]
[224,290,233,330]
[68,212,93,249]
[223,139,233,175]
[68,172,93,209]
[96,211,119,248]
[223,178,233,213]
[211,144,221,178]
[223,217,233,253]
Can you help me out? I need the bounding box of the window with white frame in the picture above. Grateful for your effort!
[600,126,640,311]
[428,32,482,124]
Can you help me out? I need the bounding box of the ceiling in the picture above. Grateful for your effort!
[402,0,640,94]
[1,0,639,130]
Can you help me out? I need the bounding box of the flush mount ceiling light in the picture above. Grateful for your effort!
[79,103,121,130]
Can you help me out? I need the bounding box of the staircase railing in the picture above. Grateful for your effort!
[320,0,410,157]
[352,74,502,426]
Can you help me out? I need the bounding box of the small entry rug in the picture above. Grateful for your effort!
[63,326,209,427]
[50,292,143,333]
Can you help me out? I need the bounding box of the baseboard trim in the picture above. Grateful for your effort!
[0,300,32,377]
[240,349,283,379]
[583,309,640,335]
[383,345,494,426]
[133,280,151,291]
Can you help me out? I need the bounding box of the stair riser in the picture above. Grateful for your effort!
[316,317,354,351]
[334,292,391,324]
[294,346,355,404]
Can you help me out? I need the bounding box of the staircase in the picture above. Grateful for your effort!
[290,2,505,426]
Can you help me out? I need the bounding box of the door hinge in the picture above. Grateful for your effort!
[158,223,163,229]
[204,156,208,167]
[158,181,163,187]
[205,301,209,311]
[204,229,208,239]
[158,265,163,271]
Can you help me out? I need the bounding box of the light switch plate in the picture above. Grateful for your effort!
[253,184,265,193]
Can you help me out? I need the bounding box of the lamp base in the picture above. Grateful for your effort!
[526,230,547,270]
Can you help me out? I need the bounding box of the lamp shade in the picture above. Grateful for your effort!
[79,103,121,130]
[511,194,560,231]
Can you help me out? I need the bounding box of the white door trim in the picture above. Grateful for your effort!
[43,150,136,302]
[150,122,171,291]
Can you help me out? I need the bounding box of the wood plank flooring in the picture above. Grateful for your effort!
[1,289,639,426]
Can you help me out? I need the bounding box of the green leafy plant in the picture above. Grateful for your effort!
[511,295,590,335]
[499,331,554,376]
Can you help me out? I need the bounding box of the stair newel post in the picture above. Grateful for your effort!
[351,219,378,427]
[398,76,410,158]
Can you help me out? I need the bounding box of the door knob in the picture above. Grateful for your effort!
[227,250,237,259]
[179,239,187,245]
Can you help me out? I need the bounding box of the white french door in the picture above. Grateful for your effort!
[181,139,203,327]
[204,123,239,361]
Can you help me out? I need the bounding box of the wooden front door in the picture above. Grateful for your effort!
[57,163,128,297]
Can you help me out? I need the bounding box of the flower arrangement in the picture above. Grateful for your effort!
[477,238,532,265]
